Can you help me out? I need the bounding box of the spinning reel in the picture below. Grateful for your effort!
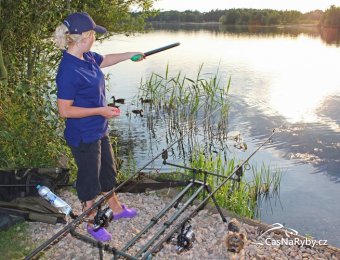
[93,206,114,230]
[176,224,195,253]
[162,149,168,164]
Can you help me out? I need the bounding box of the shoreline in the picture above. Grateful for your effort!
[150,21,340,29]
[24,187,340,259]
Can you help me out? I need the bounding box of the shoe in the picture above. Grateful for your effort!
[87,225,112,242]
[113,204,137,220]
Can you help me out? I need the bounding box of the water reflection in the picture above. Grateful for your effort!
[151,23,340,45]
[99,26,340,181]
[316,95,340,126]
[99,25,340,246]
[228,95,340,182]
[320,26,340,45]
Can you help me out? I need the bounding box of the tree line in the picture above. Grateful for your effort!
[148,6,340,27]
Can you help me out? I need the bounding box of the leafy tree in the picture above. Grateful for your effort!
[0,0,156,169]
[320,5,340,27]
[219,9,302,26]
[301,10,323,24]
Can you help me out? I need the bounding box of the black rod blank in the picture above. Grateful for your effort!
[130,42,180,61]
[144,42,180,57]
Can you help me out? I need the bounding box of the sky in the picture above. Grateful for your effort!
[153,0,339,13]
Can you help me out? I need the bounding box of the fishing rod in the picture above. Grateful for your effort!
[131,42,180,61]
[25,141,180,259]
[0,183,74,187]
[142,127,280,259]
[25,101,223,260]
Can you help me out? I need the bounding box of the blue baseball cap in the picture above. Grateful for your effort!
[63,12,107,34]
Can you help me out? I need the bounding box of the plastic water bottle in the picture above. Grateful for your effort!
[36,185,72,215]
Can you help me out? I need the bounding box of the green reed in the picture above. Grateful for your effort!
[189,149,281,218]
[117,150,137,183]
[249,163,282,200]
[138,64,230,135]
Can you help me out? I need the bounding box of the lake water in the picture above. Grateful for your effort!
[94,25,340,247]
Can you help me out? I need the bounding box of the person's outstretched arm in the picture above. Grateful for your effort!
[100,52,144,68]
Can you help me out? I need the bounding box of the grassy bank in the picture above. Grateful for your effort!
[0,222,35,259]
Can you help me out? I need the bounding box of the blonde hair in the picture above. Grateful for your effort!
[54,24,94,49]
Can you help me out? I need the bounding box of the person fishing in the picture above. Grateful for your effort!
[54,12,144,242]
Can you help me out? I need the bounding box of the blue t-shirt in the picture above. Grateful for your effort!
[56,51,107,147]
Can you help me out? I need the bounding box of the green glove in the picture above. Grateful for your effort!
[131,54,143,61]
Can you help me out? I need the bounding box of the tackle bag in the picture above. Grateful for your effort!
[0,167,70,202]
[0,168,70,229]
[0,196,67,230]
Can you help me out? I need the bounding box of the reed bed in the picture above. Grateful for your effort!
[189,149,281,218]
[130,65,282,218]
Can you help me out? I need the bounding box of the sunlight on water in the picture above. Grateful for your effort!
[214,34,340,126]
[263,36,339,125]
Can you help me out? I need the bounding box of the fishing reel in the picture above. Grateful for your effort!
[93,207,113,230]
[227,165,244,197]
[176,224,195,253]
[162,149,168,164]
[235,164,244,183]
